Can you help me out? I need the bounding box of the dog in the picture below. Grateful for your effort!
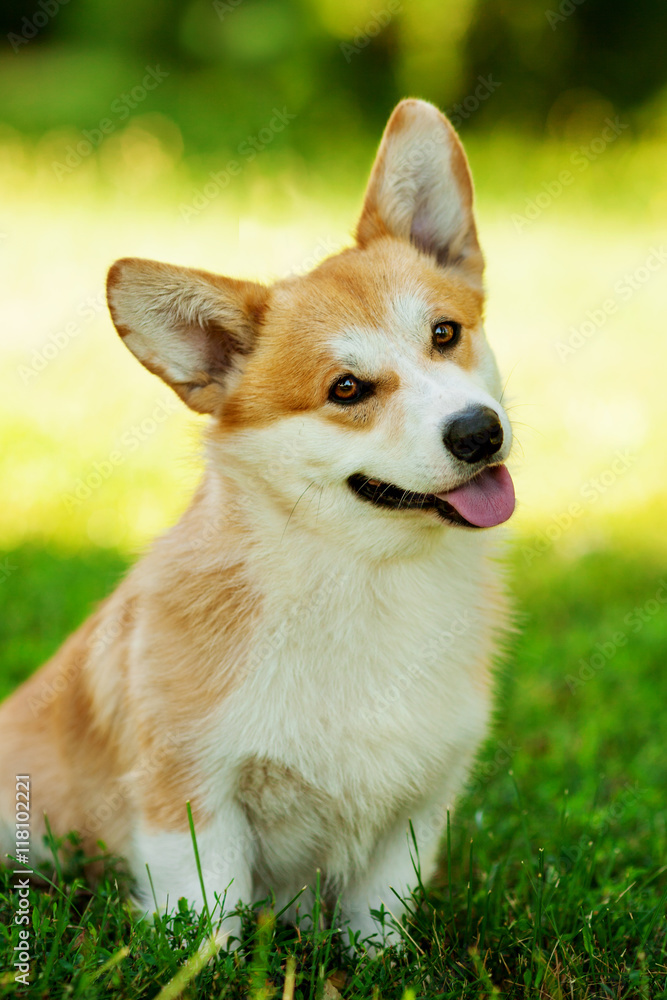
[0,99,515,946]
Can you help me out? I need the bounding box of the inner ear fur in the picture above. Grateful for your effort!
[356,99,483,279]
[106,257,269,414]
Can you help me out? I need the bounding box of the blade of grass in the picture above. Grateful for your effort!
[43,814,63,883]
[282,955,296,1000]
[465,838,474,949]
[186,800,212,935]
[446,809,456,943]
[309,870,322,1000]
[153,933,223,1000]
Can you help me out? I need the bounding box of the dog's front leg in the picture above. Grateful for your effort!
[339,801,447,950]
[130,802,256,943]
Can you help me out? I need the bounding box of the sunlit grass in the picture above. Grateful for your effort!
[0,131,665,556]
[1,543,666,996]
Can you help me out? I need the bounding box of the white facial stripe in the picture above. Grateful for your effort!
[387,290,469,341]
[386,292,431,347]
[333,293,431,374]
[333,326,399,375]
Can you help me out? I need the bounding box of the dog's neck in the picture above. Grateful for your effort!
[168,460,498,611]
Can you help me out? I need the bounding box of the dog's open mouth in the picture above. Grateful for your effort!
[348,465,515,528]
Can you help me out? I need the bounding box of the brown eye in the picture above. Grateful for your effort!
[329,375,373,405]
[432,319,461,351]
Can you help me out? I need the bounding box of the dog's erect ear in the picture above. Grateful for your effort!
[107,258,268,414]
[356,99,483,278]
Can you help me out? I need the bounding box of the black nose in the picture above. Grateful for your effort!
[443,406,503,464]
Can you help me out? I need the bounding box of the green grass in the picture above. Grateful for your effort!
[1,541,666,998]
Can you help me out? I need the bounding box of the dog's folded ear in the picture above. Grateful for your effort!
[107,258,268,414]
[356,99,483,279]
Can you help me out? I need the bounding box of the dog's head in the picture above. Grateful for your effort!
[107,100,514,553]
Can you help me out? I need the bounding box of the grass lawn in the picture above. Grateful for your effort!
[1,539,666,998]
[1,134,666,996]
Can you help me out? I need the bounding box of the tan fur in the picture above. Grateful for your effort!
[0,608,133,855]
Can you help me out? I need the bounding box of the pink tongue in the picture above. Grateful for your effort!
[436,465,515,528]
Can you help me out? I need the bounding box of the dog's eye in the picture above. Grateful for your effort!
[329,375,373,405]
[432,320,461,351]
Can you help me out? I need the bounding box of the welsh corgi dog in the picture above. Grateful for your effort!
[0,99,515,946]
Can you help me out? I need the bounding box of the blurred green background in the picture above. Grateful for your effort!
[0,0,666,557]
[0,0,666,986]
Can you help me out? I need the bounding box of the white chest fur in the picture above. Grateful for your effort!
[200,525,500,893]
